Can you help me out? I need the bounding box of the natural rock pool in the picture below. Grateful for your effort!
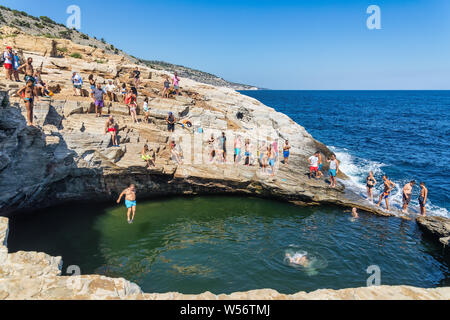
[8,196,450,294]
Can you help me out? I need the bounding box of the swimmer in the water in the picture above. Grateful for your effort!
[286,253,309,267]
[352,207,359,218]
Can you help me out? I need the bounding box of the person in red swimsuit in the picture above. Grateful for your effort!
[105,115,118,146]
[3,46,14,81]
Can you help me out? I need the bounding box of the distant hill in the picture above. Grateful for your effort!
[0,5,260,90]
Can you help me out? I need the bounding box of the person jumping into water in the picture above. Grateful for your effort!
[402,180,416,214]
[377,175,396,211]
[418,182,428,216]
[117,184,137,224]
[366,171,377,203]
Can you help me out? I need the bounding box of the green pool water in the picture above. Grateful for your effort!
[7,196,450,294]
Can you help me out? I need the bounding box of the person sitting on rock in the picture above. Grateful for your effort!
[120,83,127,102]
[141,144,155,169]
[17,79,39,127]
[34,70,50,97]
[170,139,183,164]
[105,115,119,147]
[105,80,117,102]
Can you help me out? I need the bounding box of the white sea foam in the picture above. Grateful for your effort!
[330,146,450,218]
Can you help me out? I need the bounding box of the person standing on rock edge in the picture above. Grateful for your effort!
[117,184,137,224]
[17,79,39,127]
[402,180,416,214]
[234,135,242,164]
[3,46,14,81]
[162,76,170,98]
[105,115,119,147]
[167,112,176,132]
[308,151,320,179]
[221,132,227,162]
[283,140,291,165]
[418,182,428,216]
[366,171,377,203]
[71,71,83,96]
[92,83,105,117]
[377,175,396,211]
[327,154,339,188]
[172,71,180,96]
[18,57,35,85]
[317,152,324,178]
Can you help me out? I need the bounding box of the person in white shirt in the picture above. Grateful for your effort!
[71,72,83,96]
[3,46,14,81]
[105,80,117,102]
[308,151,320,179]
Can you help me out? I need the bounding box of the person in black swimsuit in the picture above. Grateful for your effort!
[366,171,377,203]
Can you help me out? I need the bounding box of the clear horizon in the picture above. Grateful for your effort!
[2,0,449,90]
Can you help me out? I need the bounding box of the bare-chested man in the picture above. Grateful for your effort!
[377,175,396,211]
[18,57,35,84]
[105,115,118,146]
[17,79,39,126]
[117,184,137,224]
[402,180,416,214]
[418,182,428,216]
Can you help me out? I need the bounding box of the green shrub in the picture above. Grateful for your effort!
[81,34,89,40]
[42,33,58,39]
[34,23,44,29]
[57,47,68,53]
[12,19,30,28]
[40,16,55,24]
[70,52,82,59]
[58,30,71,39]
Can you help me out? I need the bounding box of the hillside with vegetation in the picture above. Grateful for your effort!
[0,5,260,90]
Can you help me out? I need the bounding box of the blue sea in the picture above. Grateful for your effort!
[240,90,450,217]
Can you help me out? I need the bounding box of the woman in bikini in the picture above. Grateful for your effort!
[17,79,38,126]
[366,171,377,202]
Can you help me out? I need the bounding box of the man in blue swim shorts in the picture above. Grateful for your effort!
[116,184,137,224]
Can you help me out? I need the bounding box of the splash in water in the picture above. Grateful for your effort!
[284,247,328,276]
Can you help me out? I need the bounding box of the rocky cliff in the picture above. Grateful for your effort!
[0,26,390,217]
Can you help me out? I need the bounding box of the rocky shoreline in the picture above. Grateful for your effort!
[1,26,449,300]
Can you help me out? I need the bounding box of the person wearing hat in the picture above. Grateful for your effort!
[3,46,14,81]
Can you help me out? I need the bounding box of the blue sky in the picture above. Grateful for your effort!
[2,0,449,89]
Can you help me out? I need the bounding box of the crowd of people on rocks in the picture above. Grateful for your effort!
[2,44,430,221]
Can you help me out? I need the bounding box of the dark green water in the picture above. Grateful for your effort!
[8,196,450,294]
